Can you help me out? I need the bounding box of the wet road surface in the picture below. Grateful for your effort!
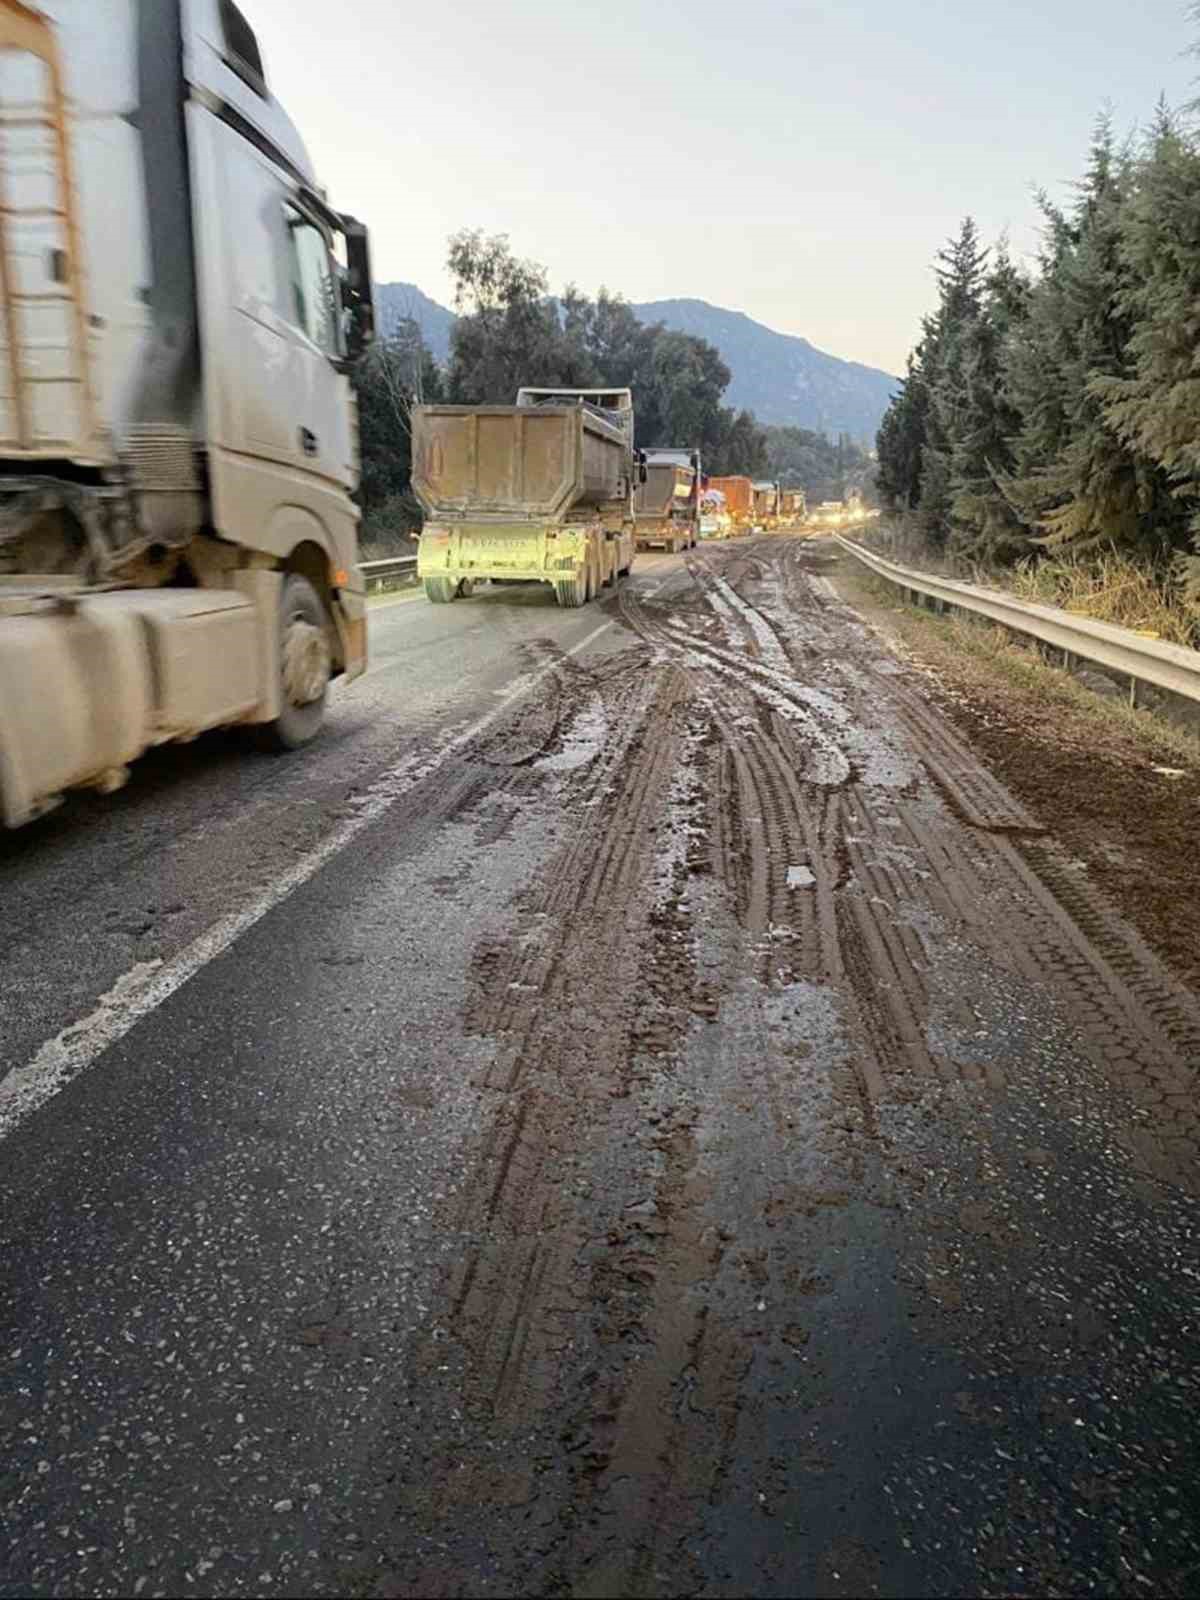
[2,539,1198,1598]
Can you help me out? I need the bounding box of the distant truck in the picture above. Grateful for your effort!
[812,500,847,529]
[779,489,808,523]
[708,475,754,534]
[0,0,376,830]
[752,481,781,528]
[634,448,700,553]
[699,488,730,540]
[412,388,638,606]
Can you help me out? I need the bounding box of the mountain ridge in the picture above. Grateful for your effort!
[375,282,897,442]
[632,297,897,441]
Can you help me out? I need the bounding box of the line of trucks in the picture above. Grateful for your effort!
[411,429,812,604]
[0,0,820,830]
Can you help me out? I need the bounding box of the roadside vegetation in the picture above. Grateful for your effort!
[863,521,1199,649]
[1006,549,1197,647]
[875,25,1200,643]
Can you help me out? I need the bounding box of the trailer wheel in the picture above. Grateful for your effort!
[555,572,586,607]
[260,573,331,751]
[424,576,458,603]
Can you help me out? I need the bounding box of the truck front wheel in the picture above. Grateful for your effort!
[262,573,332,751]
[555,572,586,607]
[424,576,458,603]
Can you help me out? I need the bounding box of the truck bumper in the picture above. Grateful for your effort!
[634,519,693,550]
[418,523,590,583]
[0,589,262,828]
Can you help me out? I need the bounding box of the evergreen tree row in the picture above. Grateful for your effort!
[875,110,1200,606]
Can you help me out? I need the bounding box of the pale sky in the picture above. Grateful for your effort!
[246,0,1197,376]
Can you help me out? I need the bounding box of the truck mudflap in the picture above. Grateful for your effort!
[0,588,262,828]
[333,585,367,683]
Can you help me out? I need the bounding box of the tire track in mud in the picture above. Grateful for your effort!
[394,577,845,1593]
[637,539,1200,1202]
[436,663,704,1440]
[385,540,1200,1595]
[681,538,1200,1162]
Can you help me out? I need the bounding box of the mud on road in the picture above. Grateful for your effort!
[376,538,1200,1598]
[4,538,1199,1600]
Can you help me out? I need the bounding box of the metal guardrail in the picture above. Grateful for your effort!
[835,535,1200,709]
[360,555,418,593]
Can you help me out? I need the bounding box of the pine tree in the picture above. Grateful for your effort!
[916,217,988,549]
[947,242,1031,563]
[875,343,931,513]
[1000,119,1175,556]
[1090,103,1200,593]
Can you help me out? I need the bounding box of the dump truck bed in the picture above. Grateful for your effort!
[708,476,753,517]
[635,461,695,518]
[412,403,628,521]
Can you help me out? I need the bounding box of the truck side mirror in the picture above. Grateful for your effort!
[339,214,375,361]
[690,452,700,471]
[639,464,648,484]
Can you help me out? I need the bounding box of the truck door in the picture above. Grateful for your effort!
[280,201,353,485]
[180,0,356,556]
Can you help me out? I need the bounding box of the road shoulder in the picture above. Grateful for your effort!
[830,551,1200,995]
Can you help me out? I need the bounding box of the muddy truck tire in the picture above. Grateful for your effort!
[424,576,458,603]
[260,573,332,751]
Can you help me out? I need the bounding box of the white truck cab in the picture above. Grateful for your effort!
[0,1,375,826]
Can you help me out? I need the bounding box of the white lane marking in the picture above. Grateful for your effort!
[0,610,628,1143]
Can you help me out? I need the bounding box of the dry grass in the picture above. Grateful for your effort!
[1006,549,1198,647]
[864,521,1200,647]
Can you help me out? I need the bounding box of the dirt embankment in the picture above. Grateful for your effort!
[832,554,1200,996]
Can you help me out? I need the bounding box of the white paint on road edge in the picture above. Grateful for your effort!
[0,610,630,1142]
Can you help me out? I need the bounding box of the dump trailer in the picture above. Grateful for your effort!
[0,0,375,830]
[708,475,754,534]
[633,448,699,552]
[413,388,637,606]
[779,489,808,524]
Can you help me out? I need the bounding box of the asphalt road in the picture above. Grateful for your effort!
[2,540,1198,1599]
